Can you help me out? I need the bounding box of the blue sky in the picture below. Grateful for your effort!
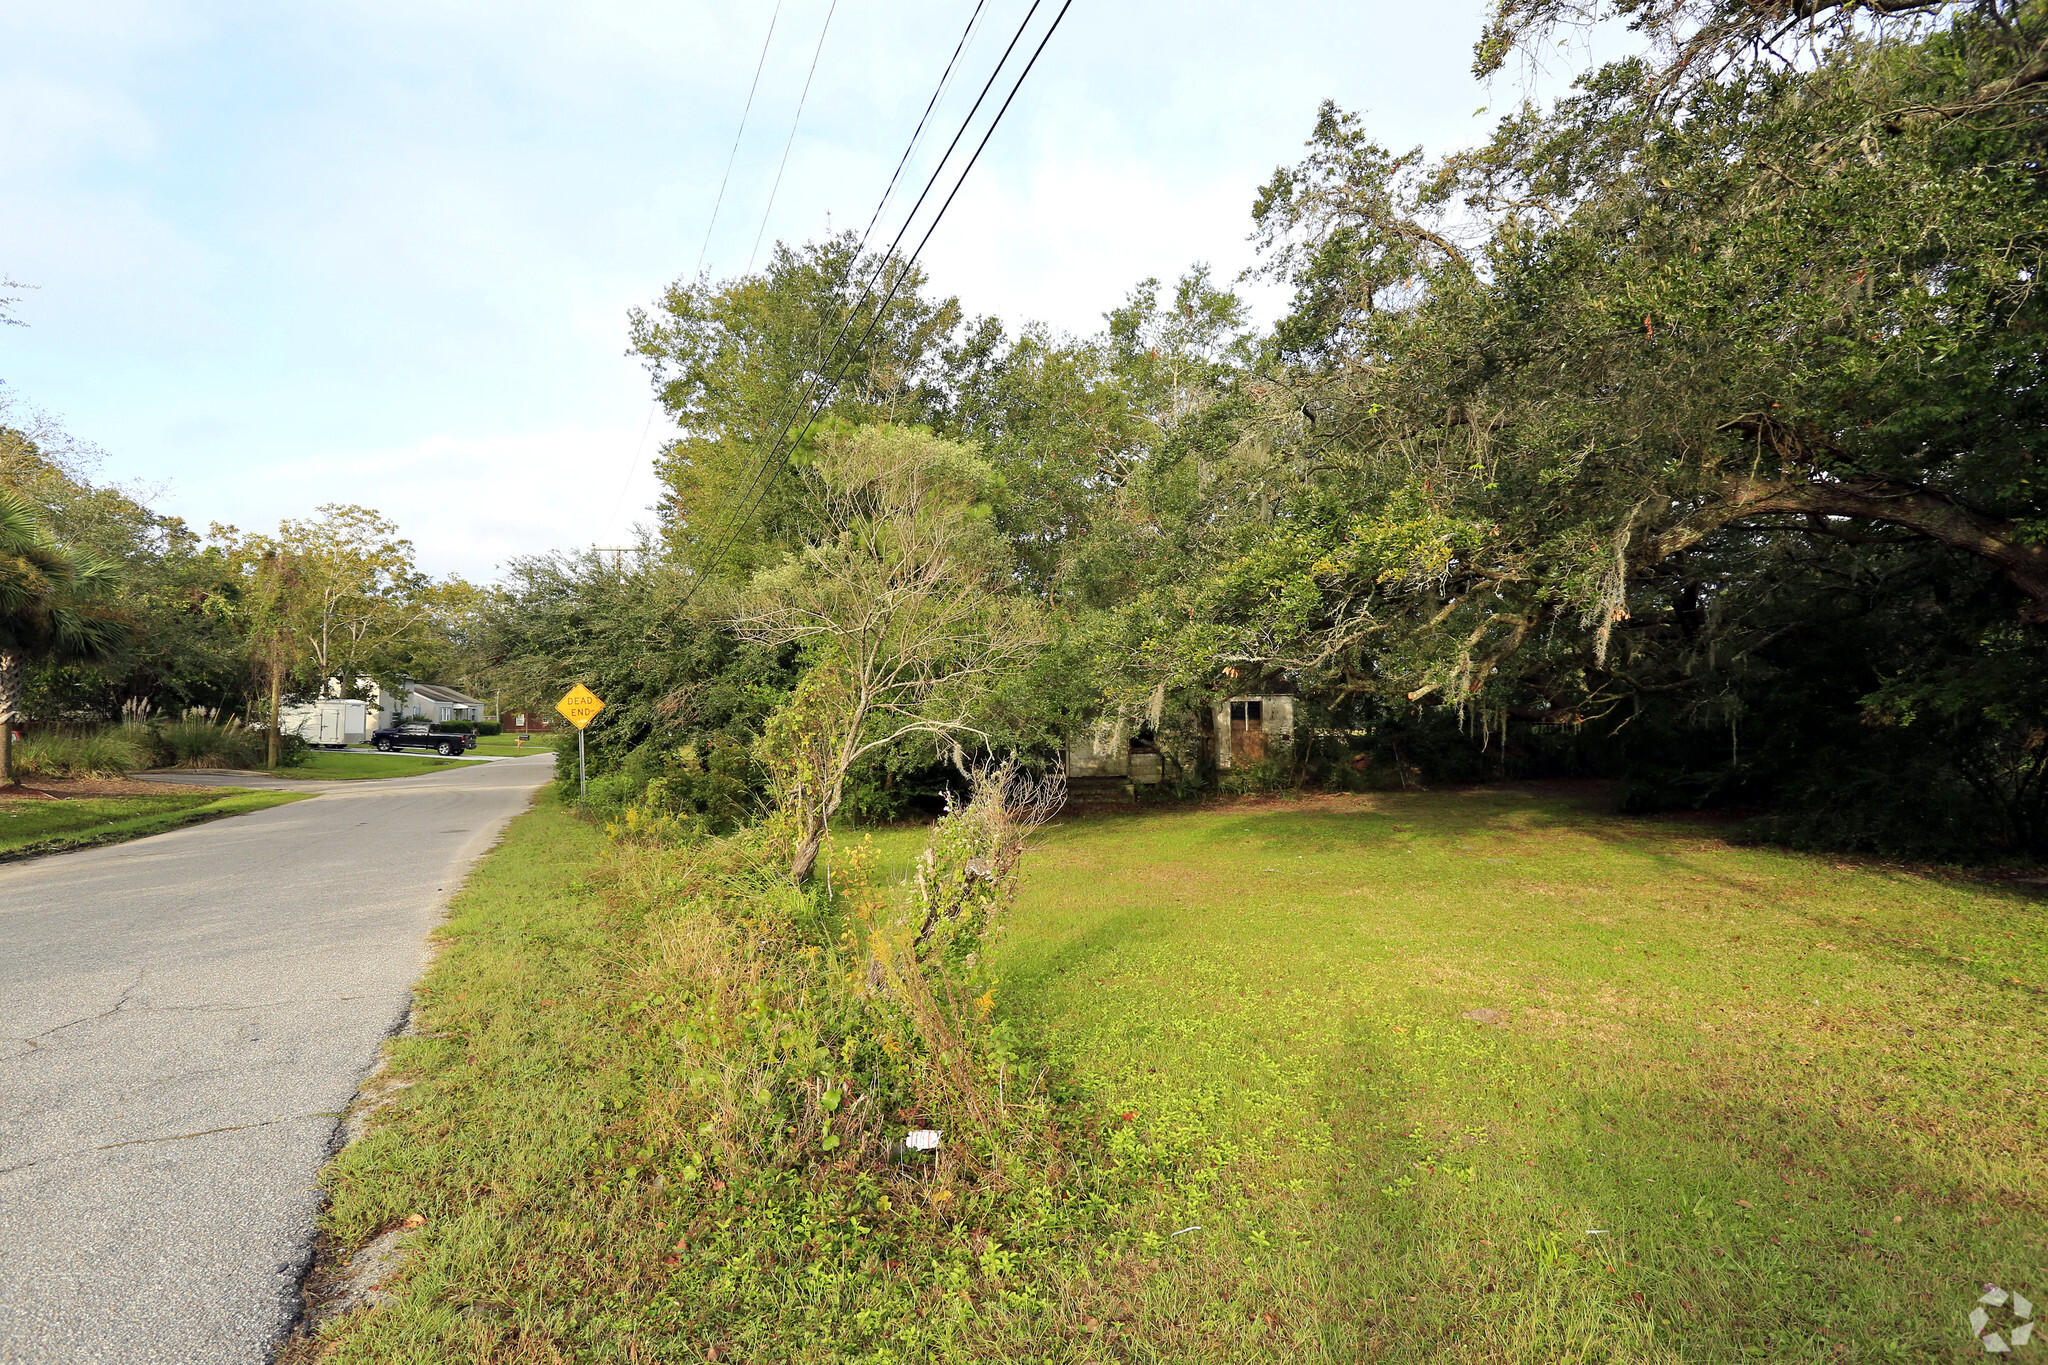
[2,0,1568,581]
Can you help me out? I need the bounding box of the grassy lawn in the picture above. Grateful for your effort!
[0,788,309,860]
[295,789,2046,1362]
[469,733,552,757]
[988,790,2047,1361]
[287,752,486,780]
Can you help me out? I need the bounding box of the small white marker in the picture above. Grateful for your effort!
[1171,1226,1201,1237]
[904,1130,942,1151]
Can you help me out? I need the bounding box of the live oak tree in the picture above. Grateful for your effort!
[733,425,1045,883]
[1177,1,2048,716]
[627,234,1250,608]
[946,266,1256,603]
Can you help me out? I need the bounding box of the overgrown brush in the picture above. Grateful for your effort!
[585,761,1156,1355]
[299,768,1242,1362]
[614,762,1060,1170]
[591,738,762,834]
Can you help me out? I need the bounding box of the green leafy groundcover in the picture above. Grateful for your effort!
[0,788,309,859]
[294,789,1195,1364]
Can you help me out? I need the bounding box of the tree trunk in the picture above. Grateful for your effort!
[789,817,827,883]
[0,649,20,788]
[267,659,283,770]
[787,748,854,884]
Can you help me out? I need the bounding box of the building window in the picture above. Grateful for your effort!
[1229,699,1263,731]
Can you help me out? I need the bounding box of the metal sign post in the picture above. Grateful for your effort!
[554,684,606,801]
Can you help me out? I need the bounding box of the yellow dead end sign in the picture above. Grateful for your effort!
[555,684,605,798]
[555,683,605,729]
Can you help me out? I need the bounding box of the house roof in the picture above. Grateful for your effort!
[409,682,484,707]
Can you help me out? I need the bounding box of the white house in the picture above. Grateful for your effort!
[1065,717,1165,786]
[345,680,486,730]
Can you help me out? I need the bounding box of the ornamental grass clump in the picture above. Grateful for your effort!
[11,725,152,778]
[148,716,268,770]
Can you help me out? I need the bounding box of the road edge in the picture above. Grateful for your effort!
[275,778,553,1359]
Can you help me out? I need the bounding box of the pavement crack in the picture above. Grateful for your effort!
[3,994,362,1053]
[5,970,148,1050]
[95,1111,334,1150]
[124,999,292,1016]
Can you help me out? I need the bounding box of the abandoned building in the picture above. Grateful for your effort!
[1210,694,1296,769]
[1062,692,1296,789]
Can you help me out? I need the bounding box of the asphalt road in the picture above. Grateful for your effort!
[0,755,554,1364]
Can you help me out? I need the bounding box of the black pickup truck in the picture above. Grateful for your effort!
[370,723,477,756]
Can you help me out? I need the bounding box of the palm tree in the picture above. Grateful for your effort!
[0,485,131,786]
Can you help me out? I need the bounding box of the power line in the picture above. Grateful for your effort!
[696,1,785,275]
[684,0,1078,606]
[601,402,660,543]
[855,0,991,253]
[693,0,1074,602]
[683,0,1030,596]
[678,0,987,551]
[611,3,781,556]
[746,0,841,274]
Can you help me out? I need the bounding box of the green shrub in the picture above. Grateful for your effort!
[13,726,151,778]
[579,767,643,813]
[1217,755,1297,795]
[590,740,765,837]
[474,720,503,736]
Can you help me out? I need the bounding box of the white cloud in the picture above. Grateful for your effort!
[175,416,677,579]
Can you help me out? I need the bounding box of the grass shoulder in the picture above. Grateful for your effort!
[0,787,311,860]
[295,788,1154,1363]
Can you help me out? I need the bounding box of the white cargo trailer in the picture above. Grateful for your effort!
[280,698,369,749]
